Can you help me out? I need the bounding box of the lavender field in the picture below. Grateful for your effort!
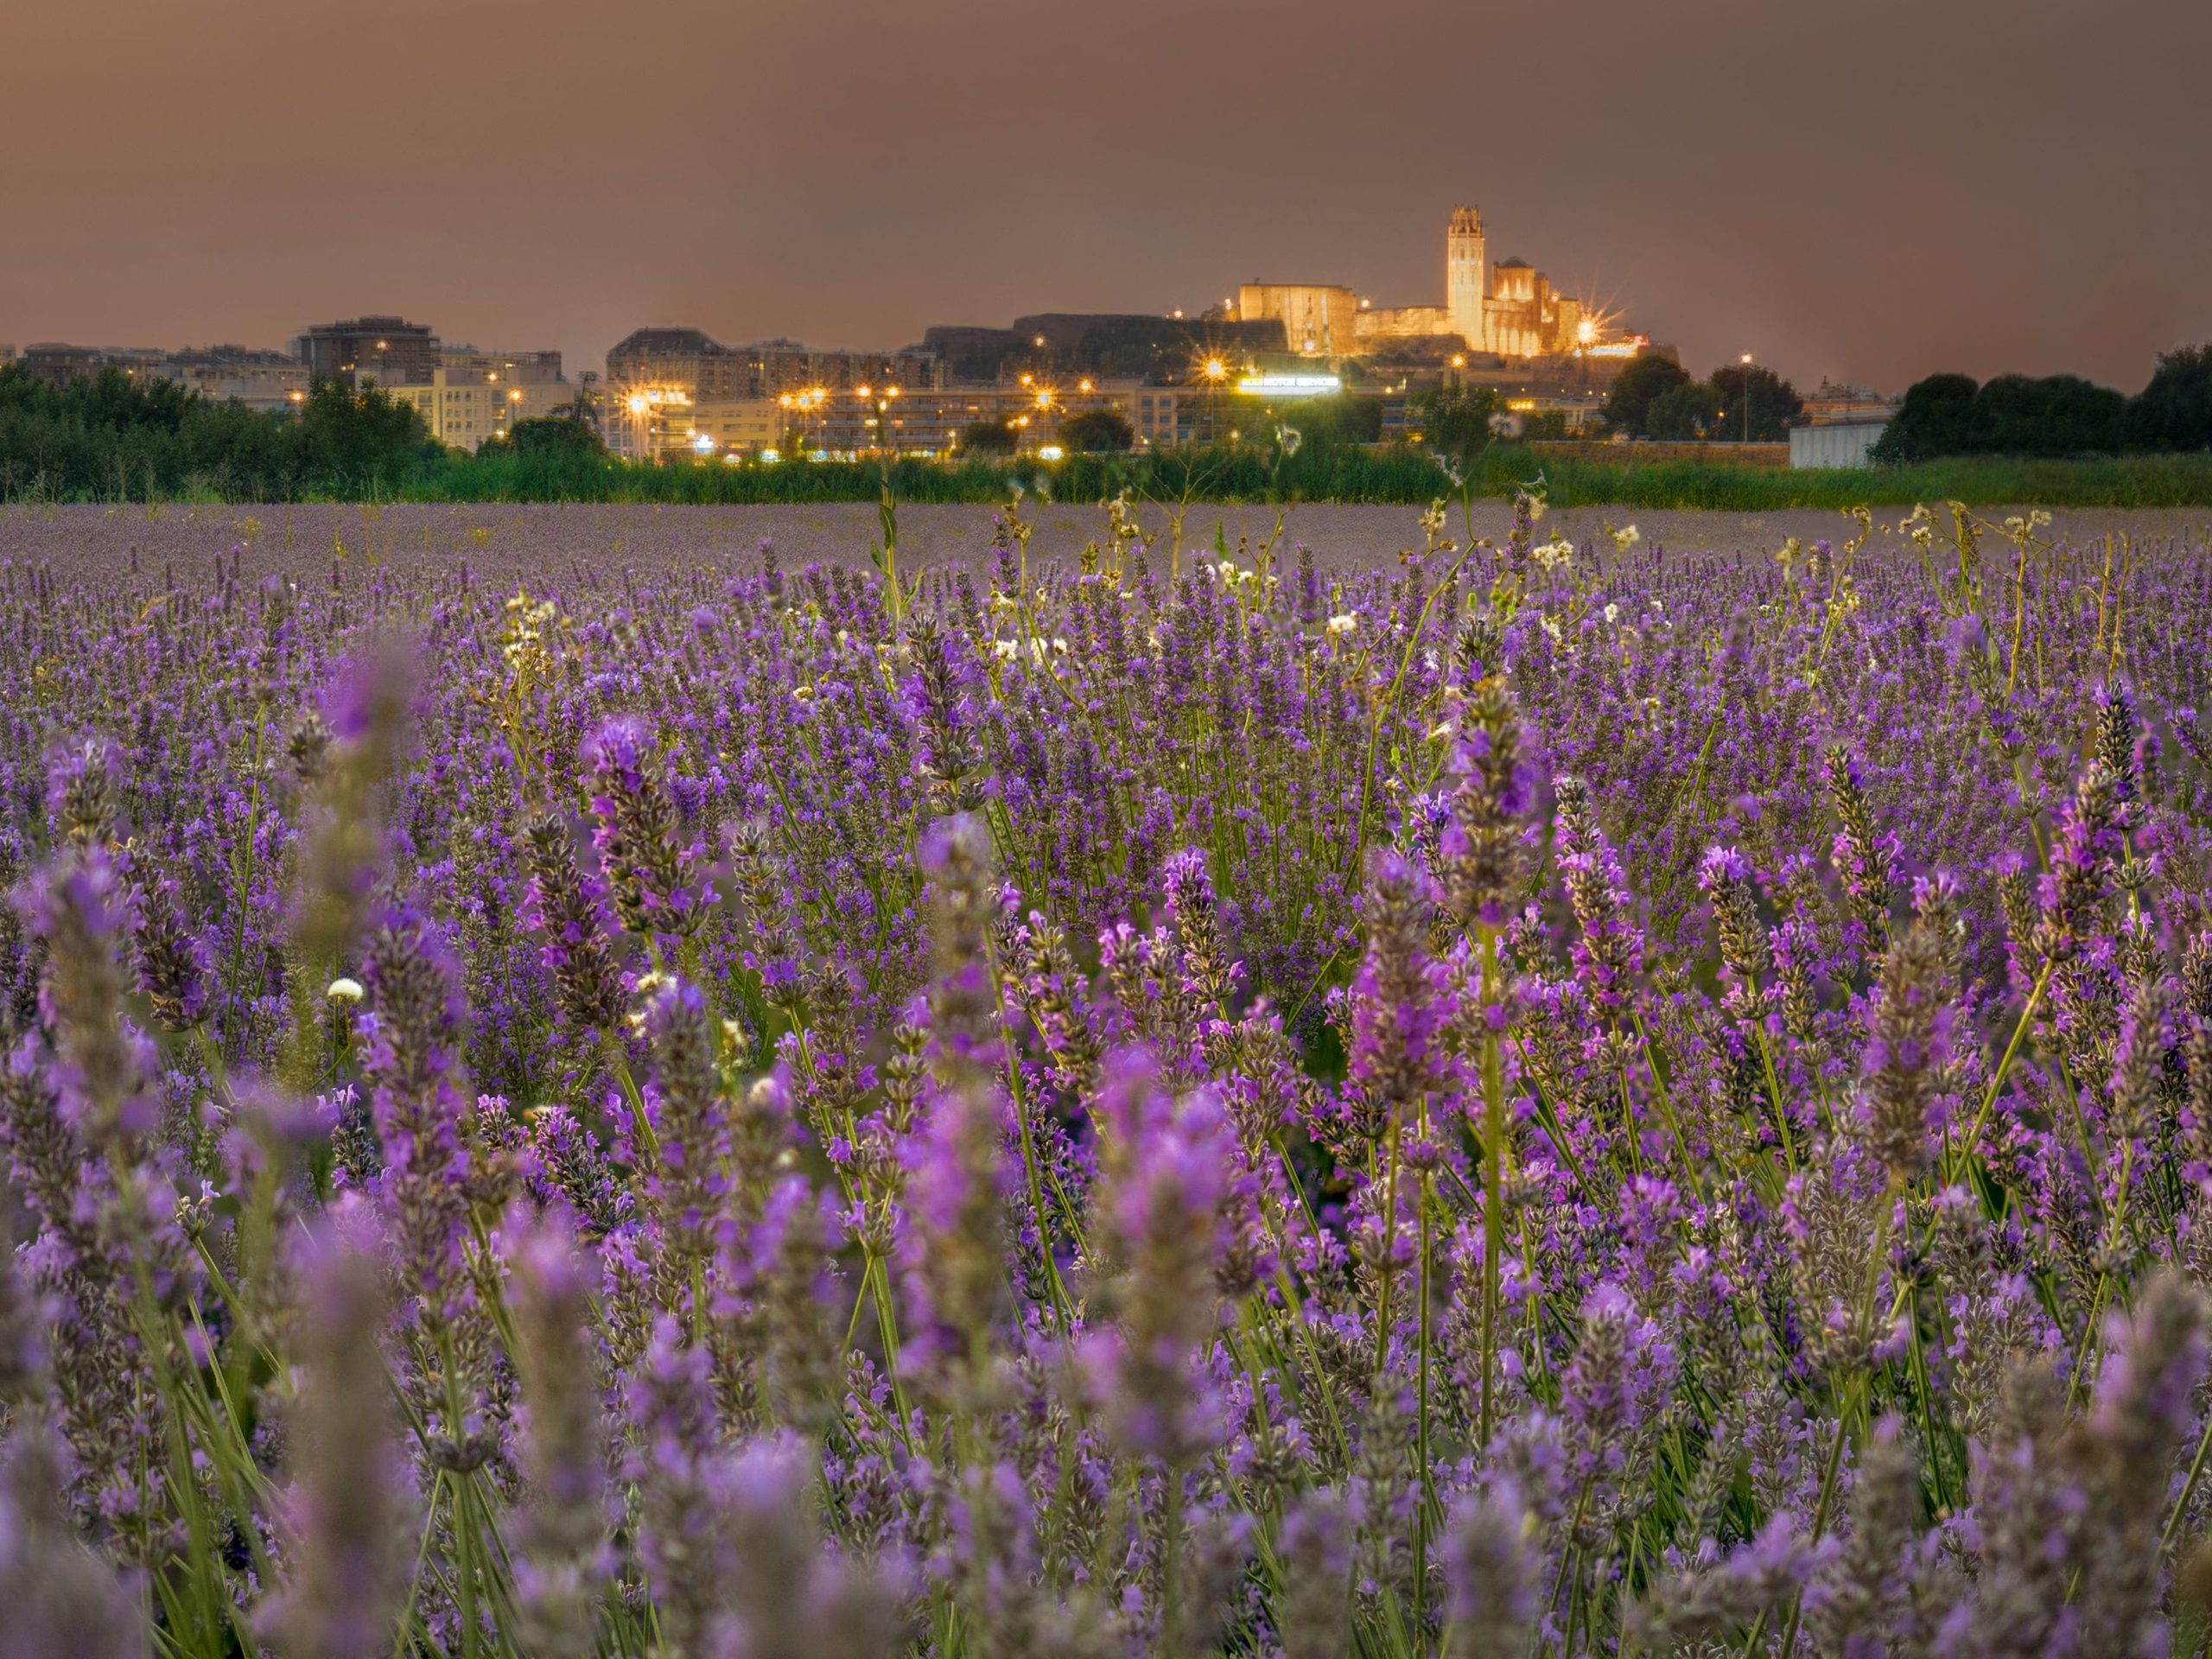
[3,491,2211,1658]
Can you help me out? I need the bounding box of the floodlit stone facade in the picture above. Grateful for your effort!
[1353,207,1592,360]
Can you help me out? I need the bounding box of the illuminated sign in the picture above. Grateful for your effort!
[1236,373,1342,397]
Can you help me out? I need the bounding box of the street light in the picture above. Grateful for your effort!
[1740,353,1753,442]
[1200,356,1230,444]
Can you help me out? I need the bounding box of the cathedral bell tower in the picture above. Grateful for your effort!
[1447,206,1488,354]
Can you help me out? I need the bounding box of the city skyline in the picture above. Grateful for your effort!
[4,0,2208,397]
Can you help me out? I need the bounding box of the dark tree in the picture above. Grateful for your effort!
[1643,381,1726,441]
[1871,373,1983,462]
[1977,374,2126,456]
[1058,408,1135,453]
[288,380,439,487]
[1707,363,1804,442]
[1410,384,1502,455]
[957,419,1018,455]
[1604,353,1690,436]
[480,416,607,459]
[2129,345,2212,451]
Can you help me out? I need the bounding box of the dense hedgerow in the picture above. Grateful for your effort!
[2,493,2212,1656]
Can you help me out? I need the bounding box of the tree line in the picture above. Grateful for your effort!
[1597,345,2212,461]
[1872,346,2212,461]
[0,366,444,499]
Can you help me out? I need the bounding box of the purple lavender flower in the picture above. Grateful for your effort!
[360,904,473,1331]
[523,810,626,1038]
[1085,1047,1231,1464]
[583,715,714,941]
[267,1223,408,1659]
[506,1215,613,1659]
[0,1420,145,1659]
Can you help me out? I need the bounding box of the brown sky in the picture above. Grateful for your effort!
[3,0,2207,395]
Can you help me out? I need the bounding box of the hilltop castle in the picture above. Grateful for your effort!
[1234,206,1619,362]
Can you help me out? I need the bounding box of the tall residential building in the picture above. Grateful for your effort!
[159,346,310,412]
[16,343,118,385]
[437,345,564,385]
[376,371,567,451]
[604,327,946,405]
[8,340,308,408]
[349,341,568,450]
[292,316,439,386]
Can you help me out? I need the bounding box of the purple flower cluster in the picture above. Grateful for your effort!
[0,508,2206,1655]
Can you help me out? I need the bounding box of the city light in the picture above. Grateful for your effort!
[1236,372,1341,397]
[1576,318,1598,346]
[1203,358,1227,381]
[1038,446,1065,461]
[692,432,715,454]
[626,394,650,415]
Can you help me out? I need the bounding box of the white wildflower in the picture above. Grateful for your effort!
[326,976,365,1004]
[1326,613,1358,636]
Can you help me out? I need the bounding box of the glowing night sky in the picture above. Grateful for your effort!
[4,0,2207,393]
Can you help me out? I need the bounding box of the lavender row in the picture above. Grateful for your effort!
[1,493,2209,1656]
